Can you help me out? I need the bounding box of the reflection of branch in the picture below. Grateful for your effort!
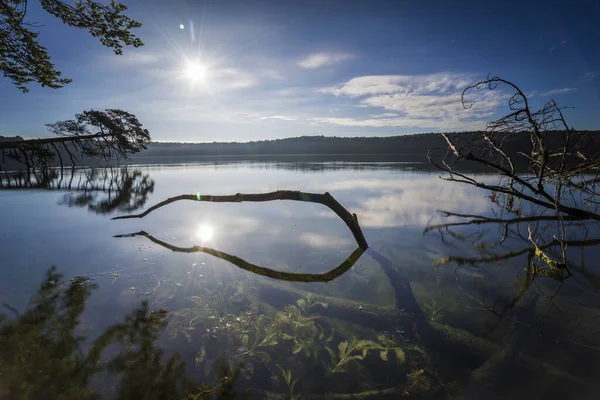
[424,211,586,233]
[436,237,600,267]
[112,190,368,250]
[115,231,365,283]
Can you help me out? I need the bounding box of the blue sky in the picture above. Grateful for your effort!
[1,0,599,142]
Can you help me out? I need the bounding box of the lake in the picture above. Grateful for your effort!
[1,161,599,399]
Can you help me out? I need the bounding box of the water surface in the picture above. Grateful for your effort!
[1,162,599,399]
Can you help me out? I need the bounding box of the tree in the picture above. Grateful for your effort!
[428,76,600,278]
[1,0,143,92]
[0,109,151,173]
[0,1,151,174]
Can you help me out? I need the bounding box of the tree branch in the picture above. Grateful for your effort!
[112,190,369,249]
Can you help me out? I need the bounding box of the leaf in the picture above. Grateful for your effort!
[338,341,349,358]
[252,351,271,363]
[395,348,406,363]
[292,343,302,354]
[291,377,300,392]
[195,345,206,365]
[325,329,335,343]
[316,301,328,309]
[377,333,398,347]
[296,299,306,309]
[379,350,388,361]
[324,346,336,363]
[188,296,205,307]
[342,355,363,365]
[281,333,293,341]
[353,339,380,351]
[261,335,278,347]
[241,334,249,347]
[407,369,424,379]
[362,348,368,358]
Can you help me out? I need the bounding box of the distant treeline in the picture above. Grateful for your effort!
[132,131,600,164]
[138,133,447,158]
[1,131,599,169]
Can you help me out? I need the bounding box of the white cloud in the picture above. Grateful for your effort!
[298,232,352,248]
[297,52,356,69]
[311,116,487,131]
[539,87,578,96]
[370,112,399,118]
[259,115,298,121]
[319,73,471,97]
[314,73,503,131]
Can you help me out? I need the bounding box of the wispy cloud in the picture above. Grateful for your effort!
[314,73,502,131]
[298,232,352,248]
[581,72,600,81]
[370,112,400,118]
[311,116,487,130]
[318,73,472,97]
[297,52,356,69]
[259,115,298,121]
[539,87,578,96]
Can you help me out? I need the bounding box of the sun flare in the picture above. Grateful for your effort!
[185,61,207,82]
[195,224,214,242]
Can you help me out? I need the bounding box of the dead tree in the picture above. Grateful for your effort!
[428,76,600,276]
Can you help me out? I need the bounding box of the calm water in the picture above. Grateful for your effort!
[1,162,599,399]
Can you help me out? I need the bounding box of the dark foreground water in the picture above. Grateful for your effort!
[1,162,599,399]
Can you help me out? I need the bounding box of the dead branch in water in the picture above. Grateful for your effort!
[114,230,364,283]
[112,190,369,249]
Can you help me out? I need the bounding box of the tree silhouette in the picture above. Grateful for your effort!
[0,109,151,174]
[1,0,143,92]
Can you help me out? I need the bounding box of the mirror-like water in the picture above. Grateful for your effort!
[1,162,599,399]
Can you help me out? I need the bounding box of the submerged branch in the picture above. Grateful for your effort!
[114,230,365,283]
[112,190,369,249]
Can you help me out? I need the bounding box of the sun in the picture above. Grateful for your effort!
[195,224,214,242]
[185,61,208,82]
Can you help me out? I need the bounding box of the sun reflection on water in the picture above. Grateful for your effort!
[195,223,214,242]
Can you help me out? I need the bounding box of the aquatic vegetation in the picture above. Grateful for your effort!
[276,365,300,398]
[296,293,328,316]
[423,298,445,322]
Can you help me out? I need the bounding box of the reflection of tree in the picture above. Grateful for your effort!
[116,230,364,283]
[425,206,600,329]
[1,167,154,215]
[61,169,154,214]
[0,267,238,399]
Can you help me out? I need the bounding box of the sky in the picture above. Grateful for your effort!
[1,0,599,142]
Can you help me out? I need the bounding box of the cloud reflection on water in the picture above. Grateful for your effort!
[315,176,494,228]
